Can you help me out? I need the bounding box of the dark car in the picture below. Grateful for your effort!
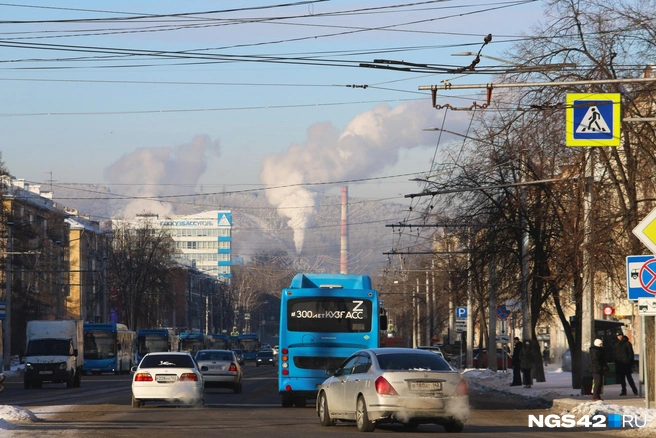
[255,349,276,367]
[232,349,245,366]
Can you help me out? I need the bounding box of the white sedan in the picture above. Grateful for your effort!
[316,348,469,432]
[131,352,204,408]
[195,349,242,393]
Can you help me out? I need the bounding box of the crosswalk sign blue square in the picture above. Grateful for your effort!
[566,93,621,147]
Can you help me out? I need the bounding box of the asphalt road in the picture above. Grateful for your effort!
[0,364,631,437]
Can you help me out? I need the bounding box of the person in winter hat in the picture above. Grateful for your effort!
[590,338,607,401]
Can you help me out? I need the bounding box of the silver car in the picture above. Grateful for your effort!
[194,349,242,393]
[316,348,469,432]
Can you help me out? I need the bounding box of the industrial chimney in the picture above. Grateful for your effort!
[340,186,348,274]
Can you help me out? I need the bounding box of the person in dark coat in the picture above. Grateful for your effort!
[590,338,607,401]
[613,334,638,396]
[519,340,535,388]
[510,337,523,386]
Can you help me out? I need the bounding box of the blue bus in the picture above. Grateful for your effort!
[277,274,386,407]
[135,328,180,363]
[83,323,135,375]
[228,334,241,350]
[209,333,230,350]
[239,333,261,360]
[179,332,210,355]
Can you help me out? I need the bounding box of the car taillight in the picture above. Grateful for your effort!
[375,376,398,395]
[229,363,237,372]
[180,373,198,381]
[455,379,468,396]
[134,373,153,382]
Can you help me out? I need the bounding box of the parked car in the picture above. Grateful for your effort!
[416,345,446,359]
[255,349,276,367]
[562,349,571,372]
[131,352,203,408]
[232,349,245,366]
[195,349,242,393]
[472,348,512,369]
[317,348,468,432]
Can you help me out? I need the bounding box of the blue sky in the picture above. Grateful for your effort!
[0,0,545,208]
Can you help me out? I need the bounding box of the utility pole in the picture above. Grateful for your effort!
[581,148,596,387]
[3,222,13,371]
[56,240,62,319]
[102,256,108,322]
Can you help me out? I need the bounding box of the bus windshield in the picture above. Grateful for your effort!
[287,298,372,332]
[84,332,117,359]
[137,335,168,356]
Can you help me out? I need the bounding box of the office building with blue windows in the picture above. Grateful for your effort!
[157,210,233,284]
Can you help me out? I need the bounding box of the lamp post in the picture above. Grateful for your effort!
[3,222,13,371]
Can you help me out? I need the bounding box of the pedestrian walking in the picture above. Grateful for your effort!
[613,334,638,396]
[590,338,608,401]
[542,345,550,365]
[519,340,535,388]
[510,337,523,386]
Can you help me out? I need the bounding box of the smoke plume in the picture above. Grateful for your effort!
[104,135,221,218]
[260,100,468,254]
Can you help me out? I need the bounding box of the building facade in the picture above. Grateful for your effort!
[157,210,233,285]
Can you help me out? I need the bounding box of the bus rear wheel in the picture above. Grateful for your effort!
[281,396,293,408]
[294,397,307,408]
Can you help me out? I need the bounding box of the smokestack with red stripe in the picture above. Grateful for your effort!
[340,186,348,274]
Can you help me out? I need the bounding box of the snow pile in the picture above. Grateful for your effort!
[0,405,40,430]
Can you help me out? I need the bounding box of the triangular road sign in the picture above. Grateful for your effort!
[575,106,611,133]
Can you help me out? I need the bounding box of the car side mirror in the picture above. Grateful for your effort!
[131,366,138,373]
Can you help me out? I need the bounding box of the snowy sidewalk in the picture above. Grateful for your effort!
[462,365,656,435]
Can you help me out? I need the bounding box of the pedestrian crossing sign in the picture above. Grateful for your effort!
[566,93,621,147]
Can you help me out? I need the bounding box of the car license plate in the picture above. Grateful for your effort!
[155,375,177,383]
[409,381,442,391]
[39,371,53,375]
[209,365,224,370]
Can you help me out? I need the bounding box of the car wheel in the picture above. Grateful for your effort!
[318,392,336,426]
[23,380,31,389]
[132,395,141,408]
[233,381,242,394]
[256,363,260,367]
[33,382,42,389]
[294,397,307,408]
[356,396,375,432]
[443,420,465,433]
[66,376,75,389]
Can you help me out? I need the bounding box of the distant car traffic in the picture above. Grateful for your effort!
[232,349,245,366]
[316,348,468,432]
[195,349,242,393]
[131,352,203,408]
[272,345,279,355]
[255,349,276,367]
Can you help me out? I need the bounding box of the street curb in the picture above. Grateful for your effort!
[468,381,552,408]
